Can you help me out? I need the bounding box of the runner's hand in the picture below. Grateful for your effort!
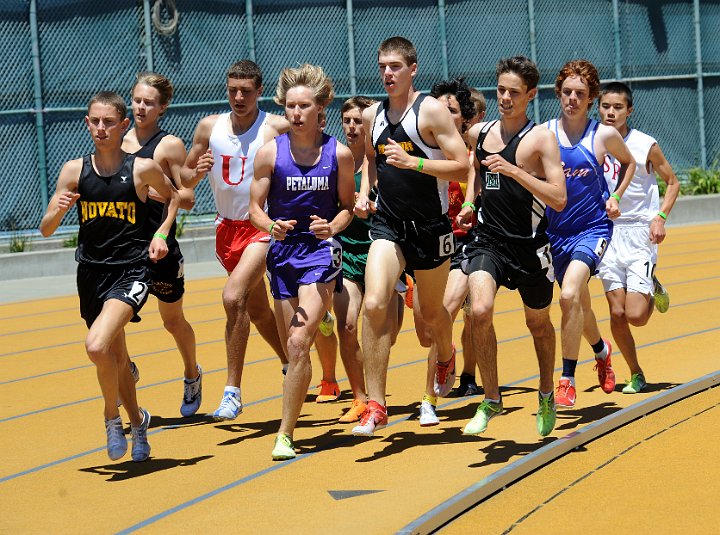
[271,219,296,241]
[605,197,621,219]
[148,236,169,262]
[310,215,333,240]
[57,192,80,213]
[384,138,414,170]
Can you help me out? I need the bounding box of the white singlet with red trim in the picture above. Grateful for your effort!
[208,110,268,221]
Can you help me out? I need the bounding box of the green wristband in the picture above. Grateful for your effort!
[268,222,275,234]
[416,157,424,172]
[461,201,476,211]
[153,232,167,241]
[610,192,621,202]
[657,211,667,221]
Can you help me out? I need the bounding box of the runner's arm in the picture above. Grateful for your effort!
[40,159,82,237]
[648,142,680,244]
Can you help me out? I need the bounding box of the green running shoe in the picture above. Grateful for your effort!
[463,399,503,435]
[622,373,647,394]
[318,310,335,337]
[536,392,556,437]
[271,433,296,461]
[653,276,669,313]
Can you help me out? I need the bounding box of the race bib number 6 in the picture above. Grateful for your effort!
[438,232,455,257]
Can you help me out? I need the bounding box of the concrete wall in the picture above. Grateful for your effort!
[1,194,717,282]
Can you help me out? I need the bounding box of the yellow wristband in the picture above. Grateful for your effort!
[416,157,424,172]
[153,232,167,240]
[610,192,621,202]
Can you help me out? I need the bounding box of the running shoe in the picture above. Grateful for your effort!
[271,434,296,461]
[130,408,151,462]
[463,399,503,435]
[536,392,556,437]
[338,399,367,423]
[105,415,128,461]
[130,361,140,383]
[404,274,414,309]
[555,378,576,408]
[351,401,388,436]
[455,373,479,397]
[622,373,647,394]
[117,361,140,407]
[433,344,457,397]
[212,390,243,421]
[594,339,616,394]
[318,310,335,337]
[316,379,341,403]
[419,396,439,427]
[180,364,203,417]
[653,276,670,313]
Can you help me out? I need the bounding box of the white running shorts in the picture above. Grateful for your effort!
[597,224,658,295]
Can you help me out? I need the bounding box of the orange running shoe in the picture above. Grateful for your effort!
[555,378,576,408]
[593,339,616,394]
[338,399,367,423]
[404,274,414,309]
[316,380,341,403]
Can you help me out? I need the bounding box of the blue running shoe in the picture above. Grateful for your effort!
[130,408,151,462]
[105,416,127,461]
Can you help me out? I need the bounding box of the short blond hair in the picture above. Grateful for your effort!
[274,64,334,108]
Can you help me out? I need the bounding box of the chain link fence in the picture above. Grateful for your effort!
[2,0,719,232]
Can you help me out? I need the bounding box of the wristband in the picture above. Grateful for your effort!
[416,157,424,172]
[657,211,667,221]
[268,222,275,235]
[610,192,621,202]
[153,232,167,241]
[461,201,476,211]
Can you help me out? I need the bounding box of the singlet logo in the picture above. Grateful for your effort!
[377,141,414,155]
[561,161,592,179]
[603,156,620,182]
[286,176,329,191]
[79,201,136,224]
[221,154,249,186]
[485,172,500,190]
[120,175,128,183]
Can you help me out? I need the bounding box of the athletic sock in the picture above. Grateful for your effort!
[562,358,577,378]
[422,394,437,406]
[591,339,607,359]
[539,390,553,399]
[485,397,501,404]
[224,386,241,397]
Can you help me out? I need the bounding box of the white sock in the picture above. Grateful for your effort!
[224,386,241,397]
[560,376,576,387]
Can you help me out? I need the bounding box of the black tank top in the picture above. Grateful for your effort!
[475,120,548,242]
[75,153,149,265]
[133,130,179,251]
[371,94,448,221]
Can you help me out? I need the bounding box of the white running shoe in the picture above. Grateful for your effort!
[130,408,151,462]
[181,365,203,417]
[212,390,242,421]
[419,400,439,427]
[105,415,127,461]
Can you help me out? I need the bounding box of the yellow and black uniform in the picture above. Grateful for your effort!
[462,120,554,310]
[134,130,185,303]
[75,153,151,327]
[369,94,454,270]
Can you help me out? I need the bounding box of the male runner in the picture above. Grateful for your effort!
[40,91,180,461]
[597,81,679,393]
[250,64,354,460]
[546,60,636,407]
[459,57,566,437]
[351,37,469,436]
[123,72,201,416]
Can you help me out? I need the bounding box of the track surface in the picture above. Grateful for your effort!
[1,223,718,534]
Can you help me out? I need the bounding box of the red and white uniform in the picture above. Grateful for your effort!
[209,111,268,222]
[209,111,270,272]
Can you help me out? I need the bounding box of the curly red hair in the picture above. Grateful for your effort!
[555,60,600,100]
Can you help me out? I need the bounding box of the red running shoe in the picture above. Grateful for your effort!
[555,378,577,408]
[593,339,616,394]
[351,400,388,436]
